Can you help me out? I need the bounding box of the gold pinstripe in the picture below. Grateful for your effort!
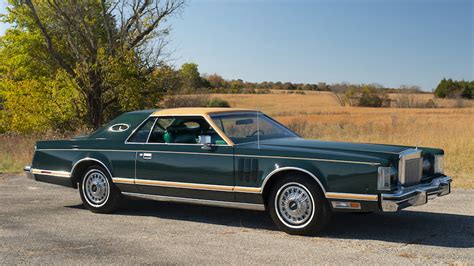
[31,168,71,178]
[325,192,378,201]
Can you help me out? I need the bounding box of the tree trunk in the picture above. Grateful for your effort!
[85,72,103,129]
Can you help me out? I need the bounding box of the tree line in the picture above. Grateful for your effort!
[434,79,473,99]
[0,1,471,134]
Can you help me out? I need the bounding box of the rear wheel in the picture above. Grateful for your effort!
[268,174,331,235]
[79,165,122,213]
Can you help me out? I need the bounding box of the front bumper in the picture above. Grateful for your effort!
[381,176,451,212]
[24,165,35,180]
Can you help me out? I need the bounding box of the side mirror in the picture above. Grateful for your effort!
[198,135,214,151]
[198,135,212,145]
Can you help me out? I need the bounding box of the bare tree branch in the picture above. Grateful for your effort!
[24,0,76,78]
[128,0,184,49]
[100,0,115,53]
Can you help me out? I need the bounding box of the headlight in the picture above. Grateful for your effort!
[422,158,432,173]
[378,166,397,191]
[434,155,444,174]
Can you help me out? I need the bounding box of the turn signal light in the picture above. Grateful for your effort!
[331,201,361,209]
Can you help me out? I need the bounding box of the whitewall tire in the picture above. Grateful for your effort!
[268,173,331,235]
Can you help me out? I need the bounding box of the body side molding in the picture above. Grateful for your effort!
[30,168,71,178]
[122,192,265,211]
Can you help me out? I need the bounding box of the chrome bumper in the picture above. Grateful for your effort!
[381,176,451,212]
[24,165,35,180]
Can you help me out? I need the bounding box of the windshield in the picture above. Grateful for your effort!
[211,112,298,144]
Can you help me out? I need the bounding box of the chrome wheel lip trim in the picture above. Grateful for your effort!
[82,169,110,208]
[275,182,316,229]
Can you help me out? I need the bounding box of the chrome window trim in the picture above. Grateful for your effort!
[145,118,159,143]
[124,116,154,144]
[149,114,234,146]
[125,114,233,147]
[125,142,231,147]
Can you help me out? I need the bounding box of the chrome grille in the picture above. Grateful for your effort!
[399,149,423,186]
[403,158,423,185]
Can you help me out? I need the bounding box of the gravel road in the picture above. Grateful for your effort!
[0,174,472,265]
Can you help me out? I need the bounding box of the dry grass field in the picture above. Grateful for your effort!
[215,93,474,188]
[1,92,472,188]
[0,134,37,173]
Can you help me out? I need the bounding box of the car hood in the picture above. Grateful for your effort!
[236,137,415,165]
[259,138,411,155]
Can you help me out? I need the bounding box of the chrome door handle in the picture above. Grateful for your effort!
[139,152,152,160]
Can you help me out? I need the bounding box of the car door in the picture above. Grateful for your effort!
[134,115,235,202]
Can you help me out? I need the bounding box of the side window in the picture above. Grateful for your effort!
[147,116,226,145]
[127,118,156,143]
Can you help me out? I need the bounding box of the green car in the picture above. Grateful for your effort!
[24,108,451,235]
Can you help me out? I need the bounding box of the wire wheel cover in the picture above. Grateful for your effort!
[84,171,109,206]
[277,184,314,226]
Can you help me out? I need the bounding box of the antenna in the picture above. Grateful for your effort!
[257,108,260,149]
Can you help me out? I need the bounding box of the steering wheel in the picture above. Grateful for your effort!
[249,129,264,137]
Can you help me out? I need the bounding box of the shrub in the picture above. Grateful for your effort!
[342,85,389,107]
[206,97,230,107]
[359,90,384,107]
[424,99,437,108]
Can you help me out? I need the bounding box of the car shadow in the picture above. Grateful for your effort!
[66,198,473,248]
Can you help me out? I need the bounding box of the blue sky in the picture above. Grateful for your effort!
[1,0,472,90]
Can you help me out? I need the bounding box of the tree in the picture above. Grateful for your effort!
[0,18,80,133]
[179,63,202,91]
[330,83,350,106]
[434,78,462,98]
[461,81,474,99]
[1,0,185,130]
[205,73,226,88]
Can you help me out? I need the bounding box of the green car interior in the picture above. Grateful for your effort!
[129,116,226,145]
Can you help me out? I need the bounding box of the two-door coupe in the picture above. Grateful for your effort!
[25,108,451,235]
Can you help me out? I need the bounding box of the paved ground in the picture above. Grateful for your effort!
[0,174,473,265]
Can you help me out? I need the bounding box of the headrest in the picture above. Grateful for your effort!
[165,125,188,132]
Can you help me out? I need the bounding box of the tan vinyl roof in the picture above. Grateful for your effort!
[151,107,256,116]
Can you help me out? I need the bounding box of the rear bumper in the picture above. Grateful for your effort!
[24,165,35,180]
[381,176,451,212]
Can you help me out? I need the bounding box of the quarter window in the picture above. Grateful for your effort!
[127,118,156,143]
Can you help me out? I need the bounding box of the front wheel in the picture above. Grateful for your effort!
[79,166,122,213]
[268,174,332,235]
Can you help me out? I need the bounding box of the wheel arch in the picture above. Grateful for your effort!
[70,158,114,189]
[261,167,327,205]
